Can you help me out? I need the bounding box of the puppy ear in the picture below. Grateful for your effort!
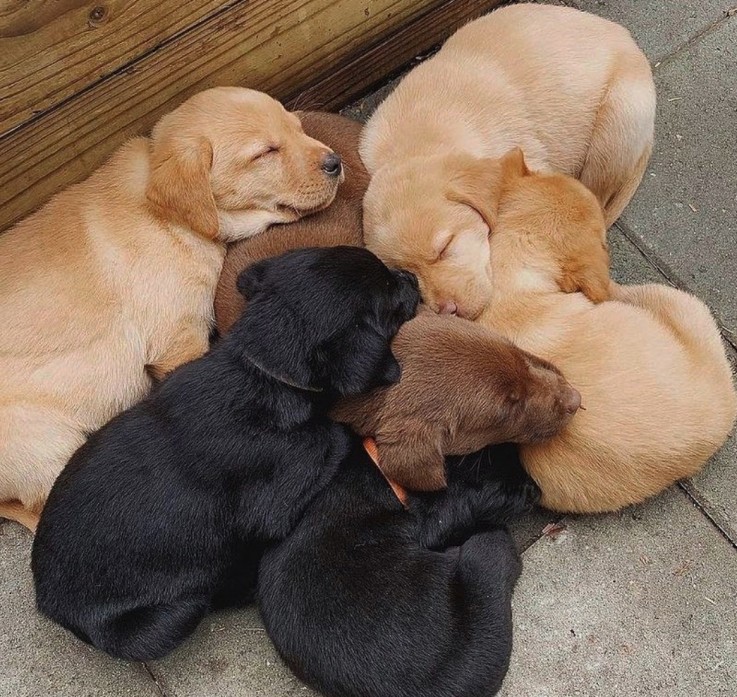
[235,291,316,390]
[375,419,447,491]
[500,146,530,179]
[558,240,611,303]
[147,136,219,239]
[446,150,528,231]
[236,261,269,301]
[325,325,402,396]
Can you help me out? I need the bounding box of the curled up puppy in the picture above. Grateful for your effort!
[0,87,343,531]
[477,150,737,512]
[32,247,419,661]
[259,443,540,697]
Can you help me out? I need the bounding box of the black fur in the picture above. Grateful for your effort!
[258,443,539,697]
[32,246,419,662]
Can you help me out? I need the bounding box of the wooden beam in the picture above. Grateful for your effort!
[289,0,506,112]
[0,0,505,231]
[0,0,227,135]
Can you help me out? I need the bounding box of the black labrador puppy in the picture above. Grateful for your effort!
[258,443,538,697]
[32,246,419,662]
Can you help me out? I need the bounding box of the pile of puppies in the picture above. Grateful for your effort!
[1,4,734,696]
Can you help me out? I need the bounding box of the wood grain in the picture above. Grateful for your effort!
[294,0,506,111]
[0,0,445,230]
[0,0,228,134]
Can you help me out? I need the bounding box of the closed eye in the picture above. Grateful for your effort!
[434,236,454,262]
[252,145,279,161]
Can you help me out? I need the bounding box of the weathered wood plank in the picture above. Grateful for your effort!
[295,0,506,111]
[0,0,443,230]
[0,0,228,134]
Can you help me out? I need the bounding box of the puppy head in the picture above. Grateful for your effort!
[214,112,368,335]
[332,313,580,490]
[146,87,343,241]
[497,159,610,303]
[363,149,525,319]
[232,246,419,396]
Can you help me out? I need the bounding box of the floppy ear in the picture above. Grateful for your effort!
[558,240,611,303]
[323,323,402,397]
[235,289,316,390]
[375,419,447,491]
[146,136,219,239]
[236,261,269,301]
[445,149,528,231]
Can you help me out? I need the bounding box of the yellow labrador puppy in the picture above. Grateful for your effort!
[478,152,736,513]
[361,3,655,319]
[0,86,342,530]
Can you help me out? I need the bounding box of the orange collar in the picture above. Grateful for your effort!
[363,437,409,509]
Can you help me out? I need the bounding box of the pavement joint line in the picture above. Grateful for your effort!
[613,220,737,353]
[143,664,170,697]
[650,6,737,70]
[679,480,737,550]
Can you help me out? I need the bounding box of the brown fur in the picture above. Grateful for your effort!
[0,88,341,530]
[332,311,581,491]
[478,160,737,513]
[361,3,655,318]
[215,112,367,332]
[215,115,580,492]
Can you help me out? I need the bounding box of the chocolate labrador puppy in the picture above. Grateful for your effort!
[32,246,419,662]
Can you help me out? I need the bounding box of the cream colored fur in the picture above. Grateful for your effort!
[0,87,340,530]
[360,3,656,318]
[479,165,737,513]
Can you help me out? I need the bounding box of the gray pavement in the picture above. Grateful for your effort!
[2,1,736,695]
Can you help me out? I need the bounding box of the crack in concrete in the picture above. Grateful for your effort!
[142,663,170,697]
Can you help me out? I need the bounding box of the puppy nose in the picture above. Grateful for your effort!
[438,301,458,315]
[321,152,342,177]
[563,387,582,414]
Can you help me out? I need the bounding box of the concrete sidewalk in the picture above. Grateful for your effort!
[2,1,735,695]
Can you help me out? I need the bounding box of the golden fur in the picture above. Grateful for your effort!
[478,153,737,513]
[215,111,366,332]
[0,87,341,530]
[361,3,655,318]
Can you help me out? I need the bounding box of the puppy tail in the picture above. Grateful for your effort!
[86,599,209,662]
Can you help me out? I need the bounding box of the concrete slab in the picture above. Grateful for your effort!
[617,17,737,347]
[148,606,318,697]
[570,0,732,62]
[0,522,159,697]
[498,487,737,697]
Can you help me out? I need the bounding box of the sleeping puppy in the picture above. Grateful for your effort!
[332,311,580,491]
[259,442,539,697]
[215,111,367,333]
[476,151,737,512]
[0,87,342,531]
[214,115,580,491]
[361,3,655,318]
[32,246,419,662]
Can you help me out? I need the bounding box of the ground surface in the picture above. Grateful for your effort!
[2,1,736,695]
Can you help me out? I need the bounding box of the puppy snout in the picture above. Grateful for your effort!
[321,152,342,177]
[438,300,458,316]
[562,386,582,414]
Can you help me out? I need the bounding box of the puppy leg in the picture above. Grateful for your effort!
[0,401,86,526]
[580,61,656,227]
[146,324,210,381]
[0,501,40,532]
[417,455,539,550]
[86,598,211,662]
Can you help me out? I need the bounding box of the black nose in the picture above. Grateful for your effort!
[321,152,342,177]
